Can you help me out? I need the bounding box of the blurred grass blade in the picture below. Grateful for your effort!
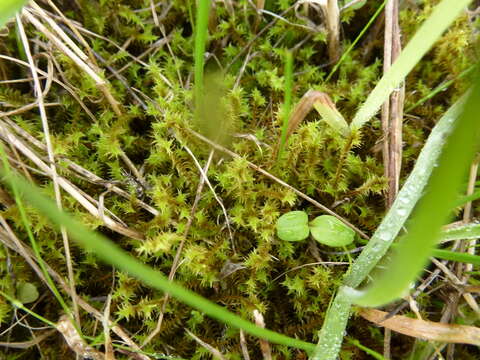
[277,50,294,161]
[345,69,480,307]
[194,0,211,120]
[350,0,472,130]
[390,243,480,265]
[455,189,480,207]
[0,0,28,27]
[1,173,316,353]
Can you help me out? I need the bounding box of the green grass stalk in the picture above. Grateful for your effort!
[346,70,480,307]
[325,0,386,82]
[0,143,72,323]
[0,290,56,328]
[277,49,294,161]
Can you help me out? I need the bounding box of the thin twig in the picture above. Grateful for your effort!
[185,328,226,360]
[239,329,251,360]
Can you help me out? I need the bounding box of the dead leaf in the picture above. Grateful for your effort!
[359,308,480,345]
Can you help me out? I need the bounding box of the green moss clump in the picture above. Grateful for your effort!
[0,0,477,358]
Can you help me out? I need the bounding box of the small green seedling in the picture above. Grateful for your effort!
[276,211,310,242]
[16,282,39,304]
[276,211,355,248]
[309,215,355,247]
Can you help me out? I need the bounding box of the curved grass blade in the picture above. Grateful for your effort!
[312,93,467,360]
[350,0,472,130]
[345,69,480,307]
[1,172,316,353]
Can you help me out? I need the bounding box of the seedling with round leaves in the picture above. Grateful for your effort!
[276,211,310,242]
[309,215,355,247]
[276,211,355,248]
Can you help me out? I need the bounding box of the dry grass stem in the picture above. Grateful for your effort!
[16,13,80,328]
[382,0,405,207]
[324,0,341,64]
[56,315,104,360]
[0,54,97,121]
[461,156,479,273]
[0,329,55,349]
[431,258,480,317]
[383,328,391,360]
[360,308,480,345]
[239,329,251,360]
[103,295,116,360]
[185,328,226,360]
[0,225,151,360]
[22,8,123,116]
[2,116,158,216]
[253,310,272,360]
[0,122,143,239]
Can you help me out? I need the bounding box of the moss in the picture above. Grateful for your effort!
[0,0,477,358]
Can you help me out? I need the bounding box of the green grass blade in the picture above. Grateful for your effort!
[406,65,475,113]
[455,189,480,207]
[346,337,386,360]
[439,223,480,242]
[344,94,467,289]
[0,144,72,321]
[312,94,467,360]
[0,0,28,27]
[3,173,316,353]
[345,69,480,307]
[312,101,349,136]
[350,0,472,130]
[389,243,480,265]
[0,290,56,328]
[277,50,294,161]
[432,248,480,266]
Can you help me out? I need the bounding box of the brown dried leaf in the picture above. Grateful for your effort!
[273,90,348,159]
[359,308,480,345]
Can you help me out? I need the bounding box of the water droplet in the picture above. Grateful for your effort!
[397,208,407,217]
[377,232,389,241]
